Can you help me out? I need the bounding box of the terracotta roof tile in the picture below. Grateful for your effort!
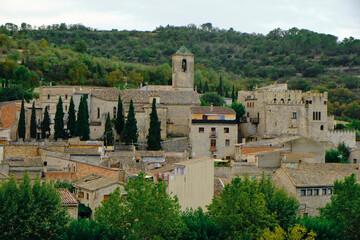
[242,147,281,155]
[191,106,235,115]
[58,188,79,206]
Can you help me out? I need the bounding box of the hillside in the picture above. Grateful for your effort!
[0,22,360,119]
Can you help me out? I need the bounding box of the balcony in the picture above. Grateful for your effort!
[209,131,217,138]
[250,118,259,124]
[210,146,217,151]
[239,117,248,123]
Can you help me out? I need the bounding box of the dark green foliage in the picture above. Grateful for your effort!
[114,94,125,138]
[217,75,223,96]
[0,173,70,239]
[74,39,88,53]
[320,174,360,240]
[59,218,123,240]
[76,95,90,140]
[67,96,76,137]
[181,208,222,240]
[17,98,26,140]
[325,149,345,163]
[104,113,114,146]
[334,123,345,129]
[54,180,74,192]
[230,102,246,122]
[0,86,33,102]
[54,96,65,140]
[30,101,36,139]
[123,99,138,145]
[337,142,350,161]
[78,203,92,219]
[147,98,162,150]
[288,78,311,91]
[231,85,236,102]
[201,92,225,106]
[298,216,343,240]
[41,106,50,138]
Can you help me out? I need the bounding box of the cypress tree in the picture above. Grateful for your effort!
[123,99,138,145]
[104,113,114,146]
[54,96,65,140]
[204,81,209,92]
[115,94,125,140]
[67,96,76,137]
[218,75,223,96]
[231,85,236,103]
[76,95,90,140]
[147,98,162,150]
[41,106,50,139]
[30,101,37,139]
[18,98,26,140]
[198,80,202,93]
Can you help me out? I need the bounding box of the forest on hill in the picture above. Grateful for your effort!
[0,22,360,120]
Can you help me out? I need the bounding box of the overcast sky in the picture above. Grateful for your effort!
[0,0,359,40]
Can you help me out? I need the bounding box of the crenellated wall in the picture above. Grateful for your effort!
[327,130,356,148]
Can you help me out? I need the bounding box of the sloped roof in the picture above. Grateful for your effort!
[73,174,124,191]
[191,106,235,115]
[4,157,43,167]
[242,147,282,155]
[58,188,79,206]
[175,46,193,55]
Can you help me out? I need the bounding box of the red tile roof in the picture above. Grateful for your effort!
[58,188,79,206]
[242,147,281,155]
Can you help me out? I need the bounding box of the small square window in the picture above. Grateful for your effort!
[314,189,319,195]
[211,127,216,132]
[224,128,229,133]
[225,139,230,146]
[322,189,327,195]
[328,188,332,195]
[307,189,313,196]
[290,163,295,168]
[301,190,306,196]
[199,127,204,133]
[78,192,84,198]
[292,112,297,119]
[86,193,89,200]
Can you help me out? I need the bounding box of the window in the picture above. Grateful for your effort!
[307,189,313,196]
[65,105,67,111]
[113,107,116,118]
[320,125,324,130]
[78,192,84,198]
[97,108,100,119]
[65,94,68,100]
[226,156,231,160]
[328,188,332,195]
[314,189,319,195]
[219,115,225,120]
[290,163,295,168]
[322,189,327,195]
[202,115,208,120]
[247,112,249,117]
[301,190,306,196]
[224,128,229,133]
[313,112,316,120]
[324,101,327,105]
[182,59,187,72]
[86,193,89,200]
[211,127,216,132]
[281,98,284,103]
[199,127,204,133]
[354,159,358,164]
[274,98,277,103]
[292,112,297,119]
[247,102,249,108]
[47,94,50,100]
[319,112,321,120]
[225,139,230,146]
[210,139,216,150]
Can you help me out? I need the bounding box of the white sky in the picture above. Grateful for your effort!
[0,0,359,40]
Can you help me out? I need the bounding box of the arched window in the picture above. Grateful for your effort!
[97,108,100,119]
[47,94,50,100]
[320,125,324,130]
[281,98,284,103]
[274,98,277,103]
[113,107,117,118]
[182,59,187,72]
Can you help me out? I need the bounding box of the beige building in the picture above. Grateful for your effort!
[167,157,214,211]
[58,188,79,219]
[36,46,200,142]
[189,106,237,159]
[273,163,359,216]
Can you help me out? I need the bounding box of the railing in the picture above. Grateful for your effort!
[239,117,248,123]
[250,118,259,123]
[210,146,217,150]
[209,131,217,138]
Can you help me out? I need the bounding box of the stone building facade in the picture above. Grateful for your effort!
[189,106,237,159]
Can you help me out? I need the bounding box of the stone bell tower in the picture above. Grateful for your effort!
[172,46,194,91]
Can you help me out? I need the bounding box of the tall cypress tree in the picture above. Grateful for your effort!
[204,81,209,92]
[41,106,50,139]
[67,96,76,137]
[147,98,162,150]
[123,99,138,145]
[115,94,125,140]
[104,113,114,146]
[231,85,236,103]
[18,98,26,140]
[218,75,223,96]
[76,95,90,140]
[30,101,37,139]
[54,97,65,140]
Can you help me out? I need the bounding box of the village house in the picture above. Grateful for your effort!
[58,188,79,219]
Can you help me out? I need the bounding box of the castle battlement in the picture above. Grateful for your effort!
[327,130,356,148]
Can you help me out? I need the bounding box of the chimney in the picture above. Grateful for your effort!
[210,102,213,111]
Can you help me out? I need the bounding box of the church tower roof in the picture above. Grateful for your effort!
[175,46,193,55]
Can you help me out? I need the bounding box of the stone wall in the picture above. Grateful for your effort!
[161,137,189,152]
[327,130,356,148]
[4,145,40,160]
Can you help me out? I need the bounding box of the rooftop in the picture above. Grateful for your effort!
[4,157,43,167]
[58,188,79,206]
[191,106,235,115]
[242,147,282,155]
[174,46,193,55]
[73,174,124,191]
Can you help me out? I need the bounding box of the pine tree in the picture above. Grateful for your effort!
[147,98,162,150]
[115,94,125,140]
[76,95,90,140]
[231,85,236,103]
[30,101,37,139]
[104,113,114,146]
[123,99,138,145]
[18,98,26,140]
[54,96,65,140]
[217,75,223,96]
[204,81,209,92]
[41,106,50,139]
[67,96,76,137]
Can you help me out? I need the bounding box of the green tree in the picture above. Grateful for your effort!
[115,94,125,140]
[95,172,185,239]
[208,176,277,240]
[231,85,236,102]
[67,96,76,137]
[54,96,65,140]
[122,99,138,145]
[337,142,350,161]
[261,224,316,240]
[320,174,360,240]
[217,75,223,96]
[74,39,88,53]
[201,92,225,106]
[76,95,90,140]
[30,101,36,139]
[298,216,343,240]
[104,113,114,146]
[18,98,26,140]
[0,173,70,239]
[41,106,50,139]
[181,208,222,240]
[230,102,246,123]
[147,98,162,150]
[325,149,344,163]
